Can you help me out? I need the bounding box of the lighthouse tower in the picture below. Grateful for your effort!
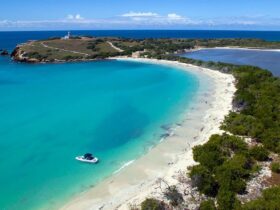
[63,31,71,40]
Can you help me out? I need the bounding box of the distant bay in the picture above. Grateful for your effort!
[180,48,280,77]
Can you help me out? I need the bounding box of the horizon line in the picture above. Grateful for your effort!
[1,29,280,32]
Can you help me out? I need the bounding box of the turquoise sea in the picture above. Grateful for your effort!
[0,56,199,209]
[1,30,279,209]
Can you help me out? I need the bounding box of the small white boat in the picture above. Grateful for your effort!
[75,153,99,164]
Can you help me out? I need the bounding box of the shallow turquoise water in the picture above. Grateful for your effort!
[0,58,199,210]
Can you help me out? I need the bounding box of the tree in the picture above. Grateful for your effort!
[189,165,218,197]
[217,188,241,210]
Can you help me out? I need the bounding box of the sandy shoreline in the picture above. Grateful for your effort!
[179,46,280,54]
[61,58,236,210]
[209,46,280,52]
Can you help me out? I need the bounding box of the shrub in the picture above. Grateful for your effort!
[193,134,248,171]
[271,162,280,173]
[242,186,280,209]
[63,55,81,61]
[250,146,269,161]
[140,198,165,210]
[216,154,251,194]
[193,142,224,170]
[163,185,183,206]
[221,113,264,137]
[189,165,218,197]
[217,188,241,210]
[199,200,216,210]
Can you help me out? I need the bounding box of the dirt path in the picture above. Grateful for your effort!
[107,41,124,52]
[40,42,90,56]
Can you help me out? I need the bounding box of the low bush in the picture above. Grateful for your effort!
[199,200,216,210]
[163,185,183,206]
[189,165,218,197]
[271,162,280,173]
[217,188,241,210]
[141,198,165,210]
[249,146,269,161]
[241,186,280,209]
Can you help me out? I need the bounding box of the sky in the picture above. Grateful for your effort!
[0,0,280,31]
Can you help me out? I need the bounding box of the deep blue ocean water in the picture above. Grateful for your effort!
[181,48,280,76]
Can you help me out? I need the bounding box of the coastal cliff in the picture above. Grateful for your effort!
[11,46,41,63]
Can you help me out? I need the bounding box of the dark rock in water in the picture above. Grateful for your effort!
[0,49,9,56]
[160,133,170,139]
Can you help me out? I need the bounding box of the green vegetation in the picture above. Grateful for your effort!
[163,185,183,206]
[222,66,280,154]
[249,146,269,161]
[114,38,280,56]
[13,37,280,63]
[18,41,86,61]
[241,186,280,210]
[191,38,280,49]
[199,200,216,210]
[138,53,280,209]
[190,134,253,208]
[55,37,280,210]
[185,63,280,209]
[14,37,123,62]
[140,198,166,210]
[271,162,280,173]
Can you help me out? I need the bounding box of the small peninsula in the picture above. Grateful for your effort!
[11,35,280,63]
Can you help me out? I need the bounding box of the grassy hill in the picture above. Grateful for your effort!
[12,36,280,63]
[13,37,121,62]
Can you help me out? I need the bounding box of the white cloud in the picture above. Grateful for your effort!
[1,12,280,30]
[167,13,183,20]
[67,14,84,20]
[120,12,189,25]
[121,12,159,17]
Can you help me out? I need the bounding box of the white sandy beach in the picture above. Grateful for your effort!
[187,46,280,52]
[213,46,280,52]
[61,58,236,210]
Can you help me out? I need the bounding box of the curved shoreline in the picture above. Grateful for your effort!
[200,46,280,52]
[61,58,236,210]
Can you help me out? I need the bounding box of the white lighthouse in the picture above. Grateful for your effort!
[63,31,71,40]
